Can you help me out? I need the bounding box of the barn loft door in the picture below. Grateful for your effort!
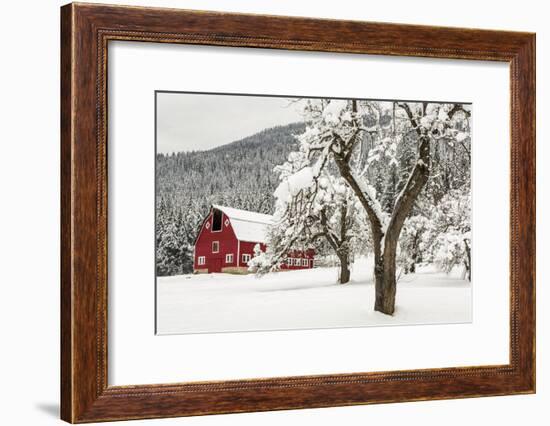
[212,210,222,231]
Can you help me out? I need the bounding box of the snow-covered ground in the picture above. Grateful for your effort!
[156,258,471,335]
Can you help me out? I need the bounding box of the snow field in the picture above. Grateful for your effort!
[157,257,471,335]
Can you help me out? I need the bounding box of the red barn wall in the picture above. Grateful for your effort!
[194,209,315,274]
[238,241,266,268]
[280,248,315,270]
[194,211,239,273]
[238,242,314,271]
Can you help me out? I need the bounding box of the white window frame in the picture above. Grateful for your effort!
[225,253,234,264]
[197,256,205,266]
[302,258,308,267]
[212,241,219,253]
[242,253,251,264]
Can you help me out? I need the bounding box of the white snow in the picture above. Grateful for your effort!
[274,166,315,205]
[349,170,386,225]
[456,132,469,142]
[420,114,436,128]
[231,220,271,244]
[438,108,449,121]
[322,99,348,125]
[213,205,273,243]
[297,126,320,143]
[157,257,471,335]
[213,205,272,224]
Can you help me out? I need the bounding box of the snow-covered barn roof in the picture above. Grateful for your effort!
[212,205,273,244]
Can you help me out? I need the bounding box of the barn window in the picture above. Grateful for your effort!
[212,209,223,232]
[225,253,233,264]
[242,254,251,264]
[198,256,205,266]
[294,259,301,266]
[302,258,308,267]
[285,258,292,266]
[212,241,219,253]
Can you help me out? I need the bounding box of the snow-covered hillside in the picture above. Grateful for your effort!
[156,258,471,335]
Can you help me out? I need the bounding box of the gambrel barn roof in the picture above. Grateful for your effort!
[212,205,273,244]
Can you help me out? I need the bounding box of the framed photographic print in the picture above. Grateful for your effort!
[60,2,536,423]
[154,90,473,335]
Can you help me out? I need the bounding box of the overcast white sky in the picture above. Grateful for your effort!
[156,92,304,153]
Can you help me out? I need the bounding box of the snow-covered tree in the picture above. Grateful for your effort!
[286,98,471,314]
[306,175,369,283]
[397,214,430,274]
[250,143,368,283]
[246,149,316,274]
[423,189,472,280]
[156,207,194,276]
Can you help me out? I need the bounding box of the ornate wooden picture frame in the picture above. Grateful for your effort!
[60,2,535,423]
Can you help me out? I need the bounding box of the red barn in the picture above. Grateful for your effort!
[193,205,315,274]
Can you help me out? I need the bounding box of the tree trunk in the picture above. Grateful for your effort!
[338,252,351,284]
[319,207,352,284]
[410,234,418,273]
[464,239,471,281]
[373,253,396,314]
[332,102,431,315]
